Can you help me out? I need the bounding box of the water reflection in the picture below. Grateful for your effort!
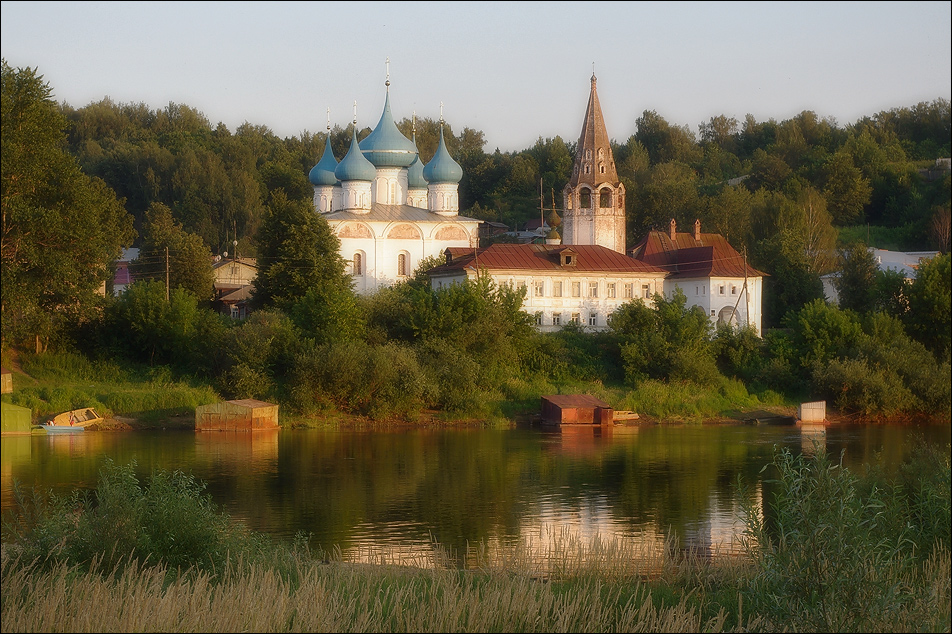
[2,422,949,572]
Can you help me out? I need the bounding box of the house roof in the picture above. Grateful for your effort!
[629,225,765,279]
[219,285,253,303]
[430,243,667,276]
[325,204,481,224]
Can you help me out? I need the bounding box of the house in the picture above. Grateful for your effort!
[212,256,257,318]
[110,248,139,296]
[308,68,480,295]
[629,219,766,334]
[426,243,667,332]
[821,248,939,305]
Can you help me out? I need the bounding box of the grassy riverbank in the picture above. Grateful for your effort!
[3,443,949,633]
[3,349,799,430]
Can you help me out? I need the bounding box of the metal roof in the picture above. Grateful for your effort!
[629,228,766,279]
[430,243,667,276]
[325,204,480,224]
[542,394,611,409]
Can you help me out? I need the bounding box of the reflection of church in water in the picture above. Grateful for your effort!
[308,67,481,295]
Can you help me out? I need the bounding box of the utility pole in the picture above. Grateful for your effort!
[165,246,170,302]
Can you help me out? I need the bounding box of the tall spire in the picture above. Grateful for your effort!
[568,70,619,188]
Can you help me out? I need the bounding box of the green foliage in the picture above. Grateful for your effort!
[216,310,302,401]
[833,242,878,313]
[740,446,951,632]
[903,252,951,363]
[3,460,270,577]
[252,191,350,311]
[612,290,717,386]
[131,202,215,300]
[100,280,228,373]
[2,61,136,352]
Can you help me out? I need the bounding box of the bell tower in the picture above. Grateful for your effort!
[562,72,626,254]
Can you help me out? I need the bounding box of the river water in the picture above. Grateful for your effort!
[2,421,949,573]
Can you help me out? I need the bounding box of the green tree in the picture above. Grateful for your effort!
[1,61,135,352]
[822,150,873,225]
[131,202,214,301]
[903,253,951,363]
[252,190,352,311]
[833,242,878,313]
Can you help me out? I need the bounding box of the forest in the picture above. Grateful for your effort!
[2,59,950,422]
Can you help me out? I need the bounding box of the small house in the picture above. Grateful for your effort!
[540,394,614,426]
[195,399,279,431]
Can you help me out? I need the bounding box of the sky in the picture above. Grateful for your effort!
[2,1,950,153]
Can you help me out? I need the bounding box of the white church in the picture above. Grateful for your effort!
[308,70,481,295]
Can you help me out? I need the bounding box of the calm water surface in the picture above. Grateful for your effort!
[3,421,949,570]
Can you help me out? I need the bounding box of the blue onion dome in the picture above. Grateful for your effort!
[359,90,417,168]
[422,125,462,184]
[335,125,376,182]
[407,133,427,189]
[308,135,339,186]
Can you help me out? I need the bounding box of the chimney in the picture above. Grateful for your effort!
[693,219,701,241]
[669,218,677,240]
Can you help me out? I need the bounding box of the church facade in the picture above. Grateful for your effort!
[308,74,480,295]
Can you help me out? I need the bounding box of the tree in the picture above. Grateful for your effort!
[1,60,135,351]
[822,150,873,225]
[833,242,878,313]
[903,253,951,363]
[252,190,352,312]
[132,202,214,301]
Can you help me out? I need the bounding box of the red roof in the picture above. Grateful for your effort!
[431,244,667,276]
[629,228,765,279]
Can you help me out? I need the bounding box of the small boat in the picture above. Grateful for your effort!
[46,407,103,430]
[38,423,86,434]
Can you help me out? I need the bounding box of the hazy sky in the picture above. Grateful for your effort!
[2,1,950,153]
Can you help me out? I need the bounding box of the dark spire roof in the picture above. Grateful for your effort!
[568,74,619,188]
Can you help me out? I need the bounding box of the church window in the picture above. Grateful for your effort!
[731,285,737,295]
[624,283,633,299]
[599,189,611,208]
[588,313,598,326]
[719,285,725,295]
[585,149,591,160]
[390,182,396,204]
[580,191,591,208]
[398,253,409,277]
[600,165,605,174]
[353,252,363,276]
[607,283,616,298]
[598,148,604,160]
[553,281,562,297]
[535,312,543,326]
[552,313,562,326]
[572,281,581,297]
[643,284,651,299]
[584,164,591,174]
[571,313,580,324]
[534,280,544,297]
[589,281,598,298]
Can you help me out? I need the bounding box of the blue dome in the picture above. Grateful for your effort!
[422,126,462,184]
[407,134,427,188]
[308,136,339,186]
[335,126,377,182]
[359,91,417,168]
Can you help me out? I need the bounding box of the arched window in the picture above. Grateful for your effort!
[398,253,409,277]
[352,252,363,276]
[580,190,591,208]
[599,189,611,208]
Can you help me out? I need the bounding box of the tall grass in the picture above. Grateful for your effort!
[6,351,219,422]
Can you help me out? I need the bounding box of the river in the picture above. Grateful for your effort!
[2,420,949,572]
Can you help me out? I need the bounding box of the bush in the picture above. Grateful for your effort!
[3,460,269,577]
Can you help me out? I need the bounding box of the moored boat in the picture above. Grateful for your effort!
[47,407,103,429]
